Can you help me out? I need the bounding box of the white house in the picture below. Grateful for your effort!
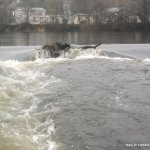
[45,15,63,24]
[105,7,121,14]
[101,7,122,23]
[29,8,46,24]
[15,7,26,24]
[72,14,95,24]
[14,7,46,24]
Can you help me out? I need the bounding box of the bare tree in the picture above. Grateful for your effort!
[138,0,150,24]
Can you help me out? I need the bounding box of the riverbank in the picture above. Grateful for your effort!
[0,23,150,33]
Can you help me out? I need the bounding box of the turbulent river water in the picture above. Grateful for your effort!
[0,45,150,150]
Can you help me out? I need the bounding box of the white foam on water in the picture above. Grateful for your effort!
[48,141,58,150]
[31,48,101,60]
[0,59,63,150]
[28,46,135,63]
[143,58,150,64]
[67,48,101,59]
[67,48,133,61]
[98,56,133,61]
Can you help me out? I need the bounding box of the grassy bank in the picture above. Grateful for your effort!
[0,23,150,33]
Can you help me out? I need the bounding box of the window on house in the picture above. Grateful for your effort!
[39,12,42,15]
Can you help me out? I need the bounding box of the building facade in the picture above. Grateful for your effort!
[15,7,26,24]
[15,7,46,24]
[29,8,46,24]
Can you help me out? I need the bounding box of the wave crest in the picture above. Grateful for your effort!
[143,58,150,64]
[31,48,133,61]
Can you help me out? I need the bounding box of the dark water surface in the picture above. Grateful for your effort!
[1,31,150,46]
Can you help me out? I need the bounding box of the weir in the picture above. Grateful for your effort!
[1,44,150,61]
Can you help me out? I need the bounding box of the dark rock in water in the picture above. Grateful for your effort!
[42,42,70,57]
[41,42,101,58]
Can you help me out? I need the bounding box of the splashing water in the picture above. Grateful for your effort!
[0,59,64,150]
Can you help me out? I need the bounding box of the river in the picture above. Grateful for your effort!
[0,31,150,150]
[0,31,150,46]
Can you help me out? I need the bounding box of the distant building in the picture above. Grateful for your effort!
[72,14,95,24]
[46,15,63,24]
[13,5,142,25]
[15,7,26,24]
[102,7,122,23]
[14,7,46,24]
[105,7,121,14]
[128,16,142,23]
[29,8,46,24]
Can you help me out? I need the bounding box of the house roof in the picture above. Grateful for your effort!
[15,7,46,13]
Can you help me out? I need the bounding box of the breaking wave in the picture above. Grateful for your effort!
[143,58,150,64]
[30,47,134,61]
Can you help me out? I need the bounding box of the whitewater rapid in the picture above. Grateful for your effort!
[0,59,62,150]
[0,46,150,150]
